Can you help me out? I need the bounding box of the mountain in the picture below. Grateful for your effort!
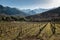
[21,9,35,15]
[22,9,31,13]
[0,5,29,17]
[22,8,48,15]
[26,7,60,22]
[33,8,48,13]
[28,10,36,15]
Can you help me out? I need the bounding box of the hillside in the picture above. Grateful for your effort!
[0,5,29,16]
[26,7,60,22]
[0,5,31,21]
[22,8,48,15]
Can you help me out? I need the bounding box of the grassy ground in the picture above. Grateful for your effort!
[0,21,60,40]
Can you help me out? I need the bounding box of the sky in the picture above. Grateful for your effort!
[0,0,60,9]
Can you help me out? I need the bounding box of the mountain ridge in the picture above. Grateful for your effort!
[26,7,60,22]
[0,5,29,17]
[22,8,48,15]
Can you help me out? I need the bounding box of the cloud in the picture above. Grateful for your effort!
[0,0,60,9]
[35,0,60,9]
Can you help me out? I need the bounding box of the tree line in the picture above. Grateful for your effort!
[0,16,26,21]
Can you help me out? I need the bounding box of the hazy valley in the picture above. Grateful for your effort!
[0,5,60,40]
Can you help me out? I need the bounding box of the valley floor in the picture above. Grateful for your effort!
[0,21,60,40]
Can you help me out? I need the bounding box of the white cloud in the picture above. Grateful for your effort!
[18,0,60,9]
[38,0,60,9]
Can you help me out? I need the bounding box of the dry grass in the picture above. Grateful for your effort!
[0,21,60,40]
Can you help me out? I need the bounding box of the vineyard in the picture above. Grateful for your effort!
[0,21,60,40]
